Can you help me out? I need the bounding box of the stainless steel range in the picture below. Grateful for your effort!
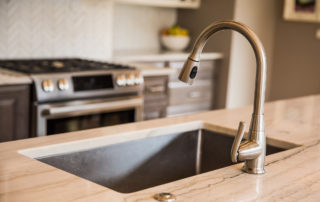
[0,59,144,137]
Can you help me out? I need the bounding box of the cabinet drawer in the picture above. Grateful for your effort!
[144,98,168,109]
[143,75,169,120]
[143,105,167,120]
[143,76,168,98]
[167,102,211,117]
[169,81,212,106]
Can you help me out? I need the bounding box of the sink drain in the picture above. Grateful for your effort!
[154,192,176,202]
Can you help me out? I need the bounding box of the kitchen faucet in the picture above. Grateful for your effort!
[179,20,267,174]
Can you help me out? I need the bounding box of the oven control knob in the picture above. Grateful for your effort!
[116,74,126,87]
[126,74,135,86]
[134,73,144,85]
[57,79,69,91]
[42,80,54,92]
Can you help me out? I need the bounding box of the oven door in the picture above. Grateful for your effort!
[34,96,143,137]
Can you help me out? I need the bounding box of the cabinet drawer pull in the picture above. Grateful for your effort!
[146,86,165,93]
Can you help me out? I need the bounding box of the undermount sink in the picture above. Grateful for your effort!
[20,122,297,193]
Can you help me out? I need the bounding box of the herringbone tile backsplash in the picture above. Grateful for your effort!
[0,0,113,60]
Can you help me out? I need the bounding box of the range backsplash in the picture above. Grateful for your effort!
[0,0,113,60]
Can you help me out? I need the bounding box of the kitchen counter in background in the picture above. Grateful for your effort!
[0,68,32,86]
[113,50,223,62]
[0,94,319,201]
[0,52,222,84]
[115,51,224,117]
[133,63,177,77]
[0,62,176,85]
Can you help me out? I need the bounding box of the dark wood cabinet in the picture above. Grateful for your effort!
[0,85,30,142]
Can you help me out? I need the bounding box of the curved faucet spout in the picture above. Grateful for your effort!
[179,20,267,174]
[179,20,266,116]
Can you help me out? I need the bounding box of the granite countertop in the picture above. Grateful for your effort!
[0,68,32,86]
[113,50,223,62]
[0,95,319,201]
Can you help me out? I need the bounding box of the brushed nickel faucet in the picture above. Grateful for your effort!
[179,20,267,174]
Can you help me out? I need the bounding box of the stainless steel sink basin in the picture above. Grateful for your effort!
[33,128,294,193]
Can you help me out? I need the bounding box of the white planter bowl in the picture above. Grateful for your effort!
[161,35,190,52]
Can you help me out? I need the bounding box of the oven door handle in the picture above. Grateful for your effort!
[43,97,143,118]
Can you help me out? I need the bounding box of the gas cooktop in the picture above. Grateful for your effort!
[0,58,135,74]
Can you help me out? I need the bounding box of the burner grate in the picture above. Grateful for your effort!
[0,58,134,74]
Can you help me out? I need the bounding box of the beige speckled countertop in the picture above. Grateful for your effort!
[0,68,32,86]
[0,94,319,201]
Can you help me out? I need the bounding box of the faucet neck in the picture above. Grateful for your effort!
[189,20,267,116]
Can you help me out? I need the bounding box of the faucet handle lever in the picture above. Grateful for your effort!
[231,121,246,163]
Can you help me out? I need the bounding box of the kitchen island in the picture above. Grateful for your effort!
[0,94,319,201]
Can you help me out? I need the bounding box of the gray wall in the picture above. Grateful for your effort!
[178,0,320,107]
[270,1,320,100]
[177,0,235,108]
[227,0,277,108]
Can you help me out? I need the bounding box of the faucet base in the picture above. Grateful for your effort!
[242,165,265,174]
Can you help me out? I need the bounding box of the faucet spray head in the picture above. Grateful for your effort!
[178,57,200,85]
